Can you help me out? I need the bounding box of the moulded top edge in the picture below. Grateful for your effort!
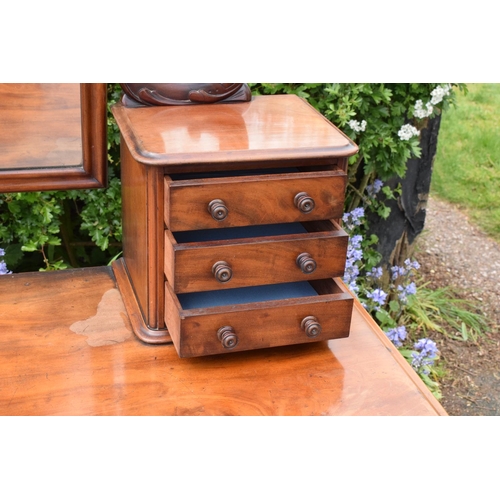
[112,94,359,166]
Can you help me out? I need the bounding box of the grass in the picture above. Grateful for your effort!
[431,83,500,241]
[402,282,489,343]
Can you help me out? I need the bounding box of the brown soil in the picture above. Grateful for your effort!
[413,197,500,416]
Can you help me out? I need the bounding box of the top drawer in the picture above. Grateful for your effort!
[164,169,347,231]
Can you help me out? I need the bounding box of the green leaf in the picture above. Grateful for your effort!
[389,300,400,313]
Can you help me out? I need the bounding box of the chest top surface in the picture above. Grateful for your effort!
[112,94,358,167]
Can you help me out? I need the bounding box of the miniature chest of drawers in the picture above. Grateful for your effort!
[112,95,359,357]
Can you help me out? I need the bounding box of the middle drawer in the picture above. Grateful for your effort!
[164,220,348,294]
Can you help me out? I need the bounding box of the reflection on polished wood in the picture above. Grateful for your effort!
[0,83,107,193]
[113,95,358,170]
[0,267,447,416]
[0,84,82,169]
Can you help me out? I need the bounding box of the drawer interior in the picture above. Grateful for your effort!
[165,277,353,357]
[172,220,342,244]
[172,222,307,243]
[177,280,318,309]
[169,167,301,180]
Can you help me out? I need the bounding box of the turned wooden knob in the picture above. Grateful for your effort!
[212,261,233,283]
[301,316,322,338]
[217,326,239,349]
[294,192,315,214]
[296,253,317,274]
[208,199,228,221]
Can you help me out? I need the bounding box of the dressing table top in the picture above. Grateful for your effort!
[0,267,446,416]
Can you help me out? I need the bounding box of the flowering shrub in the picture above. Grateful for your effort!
[250,83,461,216]
[342,205,441,395]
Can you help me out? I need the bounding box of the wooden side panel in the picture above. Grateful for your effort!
[121,141,150,325]
[165,171,347,231]
[147,167,165,329]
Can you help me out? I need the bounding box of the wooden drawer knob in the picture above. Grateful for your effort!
[217,326,239,349]
[294,192,315,214]
[296,253,317,274]
[212,261,233,283]
[208,199,228,221]
[301,316,322,338]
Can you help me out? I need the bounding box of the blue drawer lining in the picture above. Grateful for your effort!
[178,281,318,310]
[173,222,308,243]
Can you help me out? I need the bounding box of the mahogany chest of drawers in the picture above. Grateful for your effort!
[112,94,358,357]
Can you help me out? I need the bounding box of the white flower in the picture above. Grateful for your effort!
[398,123,420,141]
[413,99,434,119]
[348,119,367,133]
[430,84,452,105]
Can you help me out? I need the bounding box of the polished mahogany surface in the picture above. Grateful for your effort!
[113,95,359,167]
[0,83,82,169]
[0,267,447,415]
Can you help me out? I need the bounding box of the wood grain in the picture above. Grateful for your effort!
[164,220,348,293]
[165,169,347,231]
[0,83,82,169]
[0,267,446,415]
[165,278,353,357]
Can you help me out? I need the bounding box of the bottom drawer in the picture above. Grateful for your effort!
[165,278,353,358]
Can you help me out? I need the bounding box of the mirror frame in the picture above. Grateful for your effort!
[0,83,107,193]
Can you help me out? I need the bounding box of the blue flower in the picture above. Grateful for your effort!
[411,338,438,375]
[366,288,387,307]
[342,208,365,230]
[0,248,11,275]
[397,282,417,303]
[404,258,420,270]
[414,338,438,358]
[390,265,405,281]
[385,325,407,347]
[366,266,383,279]
[366,179,383,197]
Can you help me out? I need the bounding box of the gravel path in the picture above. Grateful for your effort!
[414,197,500,415]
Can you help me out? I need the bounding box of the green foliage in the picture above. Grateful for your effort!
[250,83,458,214]
[2,83,460,272]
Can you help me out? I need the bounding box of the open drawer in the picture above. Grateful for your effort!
[164,169,347,231]
[165,277,353,358]
[164,220,348,294]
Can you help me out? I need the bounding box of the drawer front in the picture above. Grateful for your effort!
[165,170,347,231]
[165,278,353,358]
[164,221,348,294]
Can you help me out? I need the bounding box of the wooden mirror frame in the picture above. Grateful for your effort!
[0,83,107,193]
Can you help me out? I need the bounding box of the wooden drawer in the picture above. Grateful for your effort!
[164,220,348,294]
[164,169,347,231]
[165,278,353,358]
